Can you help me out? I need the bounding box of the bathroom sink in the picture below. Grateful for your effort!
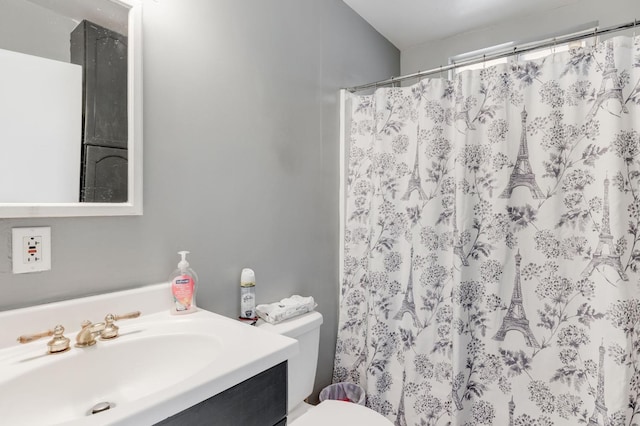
[0,284,298,425]
[0,318,222,425]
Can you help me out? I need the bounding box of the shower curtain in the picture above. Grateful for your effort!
[335,35,640,425]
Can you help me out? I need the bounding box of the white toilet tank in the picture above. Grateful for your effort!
[257,311,323,412]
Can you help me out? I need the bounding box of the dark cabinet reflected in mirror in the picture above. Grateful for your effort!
[0,0,133,205]
[71,20,128,202]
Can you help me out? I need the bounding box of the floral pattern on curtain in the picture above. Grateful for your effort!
[335,35,640,426]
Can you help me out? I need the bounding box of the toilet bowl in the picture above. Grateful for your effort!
[257,311,393,425]
[292,399,393,425]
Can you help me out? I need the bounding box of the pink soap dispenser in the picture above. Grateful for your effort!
[169,251,198,315]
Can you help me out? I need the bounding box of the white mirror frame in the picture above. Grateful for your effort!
[0,0,143,218]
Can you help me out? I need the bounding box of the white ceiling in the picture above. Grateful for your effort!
[342,0,582,50]
[26,0,129,34]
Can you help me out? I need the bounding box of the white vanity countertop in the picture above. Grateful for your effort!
[0,283,298,425]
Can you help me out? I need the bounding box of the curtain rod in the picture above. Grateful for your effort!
[345,18,639,93]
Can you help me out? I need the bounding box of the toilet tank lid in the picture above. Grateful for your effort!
[256,311,323,338]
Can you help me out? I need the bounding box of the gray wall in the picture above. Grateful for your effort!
[402,0,640,74]
[0,0,399,401]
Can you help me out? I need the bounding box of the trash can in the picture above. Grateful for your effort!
[319,382,366,405]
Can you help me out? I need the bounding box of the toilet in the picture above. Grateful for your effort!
[257,311,393,425]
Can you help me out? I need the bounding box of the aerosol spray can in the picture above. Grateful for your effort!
[240,268,256,319]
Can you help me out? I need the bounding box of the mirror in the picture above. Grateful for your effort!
[0,0,142,217]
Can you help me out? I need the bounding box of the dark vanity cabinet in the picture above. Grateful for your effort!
[71,20,128,202]
[156,361,288,426]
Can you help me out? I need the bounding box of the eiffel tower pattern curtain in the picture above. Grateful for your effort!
[335,35,640,425]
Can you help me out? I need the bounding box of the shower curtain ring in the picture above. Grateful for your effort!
[593,27,598,48]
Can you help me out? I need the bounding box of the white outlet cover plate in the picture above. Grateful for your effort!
[12,227,51,274]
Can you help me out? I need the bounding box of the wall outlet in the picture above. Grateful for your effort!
[12,227,51,274]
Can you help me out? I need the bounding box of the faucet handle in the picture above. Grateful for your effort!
[113,311,141,321]
[101,311,141,340]
[17,329,54,344]
[17,325,70,354]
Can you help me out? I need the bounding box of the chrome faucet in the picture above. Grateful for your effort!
[75,320,106,348]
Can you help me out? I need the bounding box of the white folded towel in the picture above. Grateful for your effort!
[256,295,317,324]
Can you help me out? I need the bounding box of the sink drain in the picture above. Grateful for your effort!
[88,401,115,415]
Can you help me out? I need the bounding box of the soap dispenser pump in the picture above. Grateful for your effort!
[169,251,198,315]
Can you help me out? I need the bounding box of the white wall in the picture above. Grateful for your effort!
[402,0,640,75]
[0,0,399,402]
[0,48,81,202]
